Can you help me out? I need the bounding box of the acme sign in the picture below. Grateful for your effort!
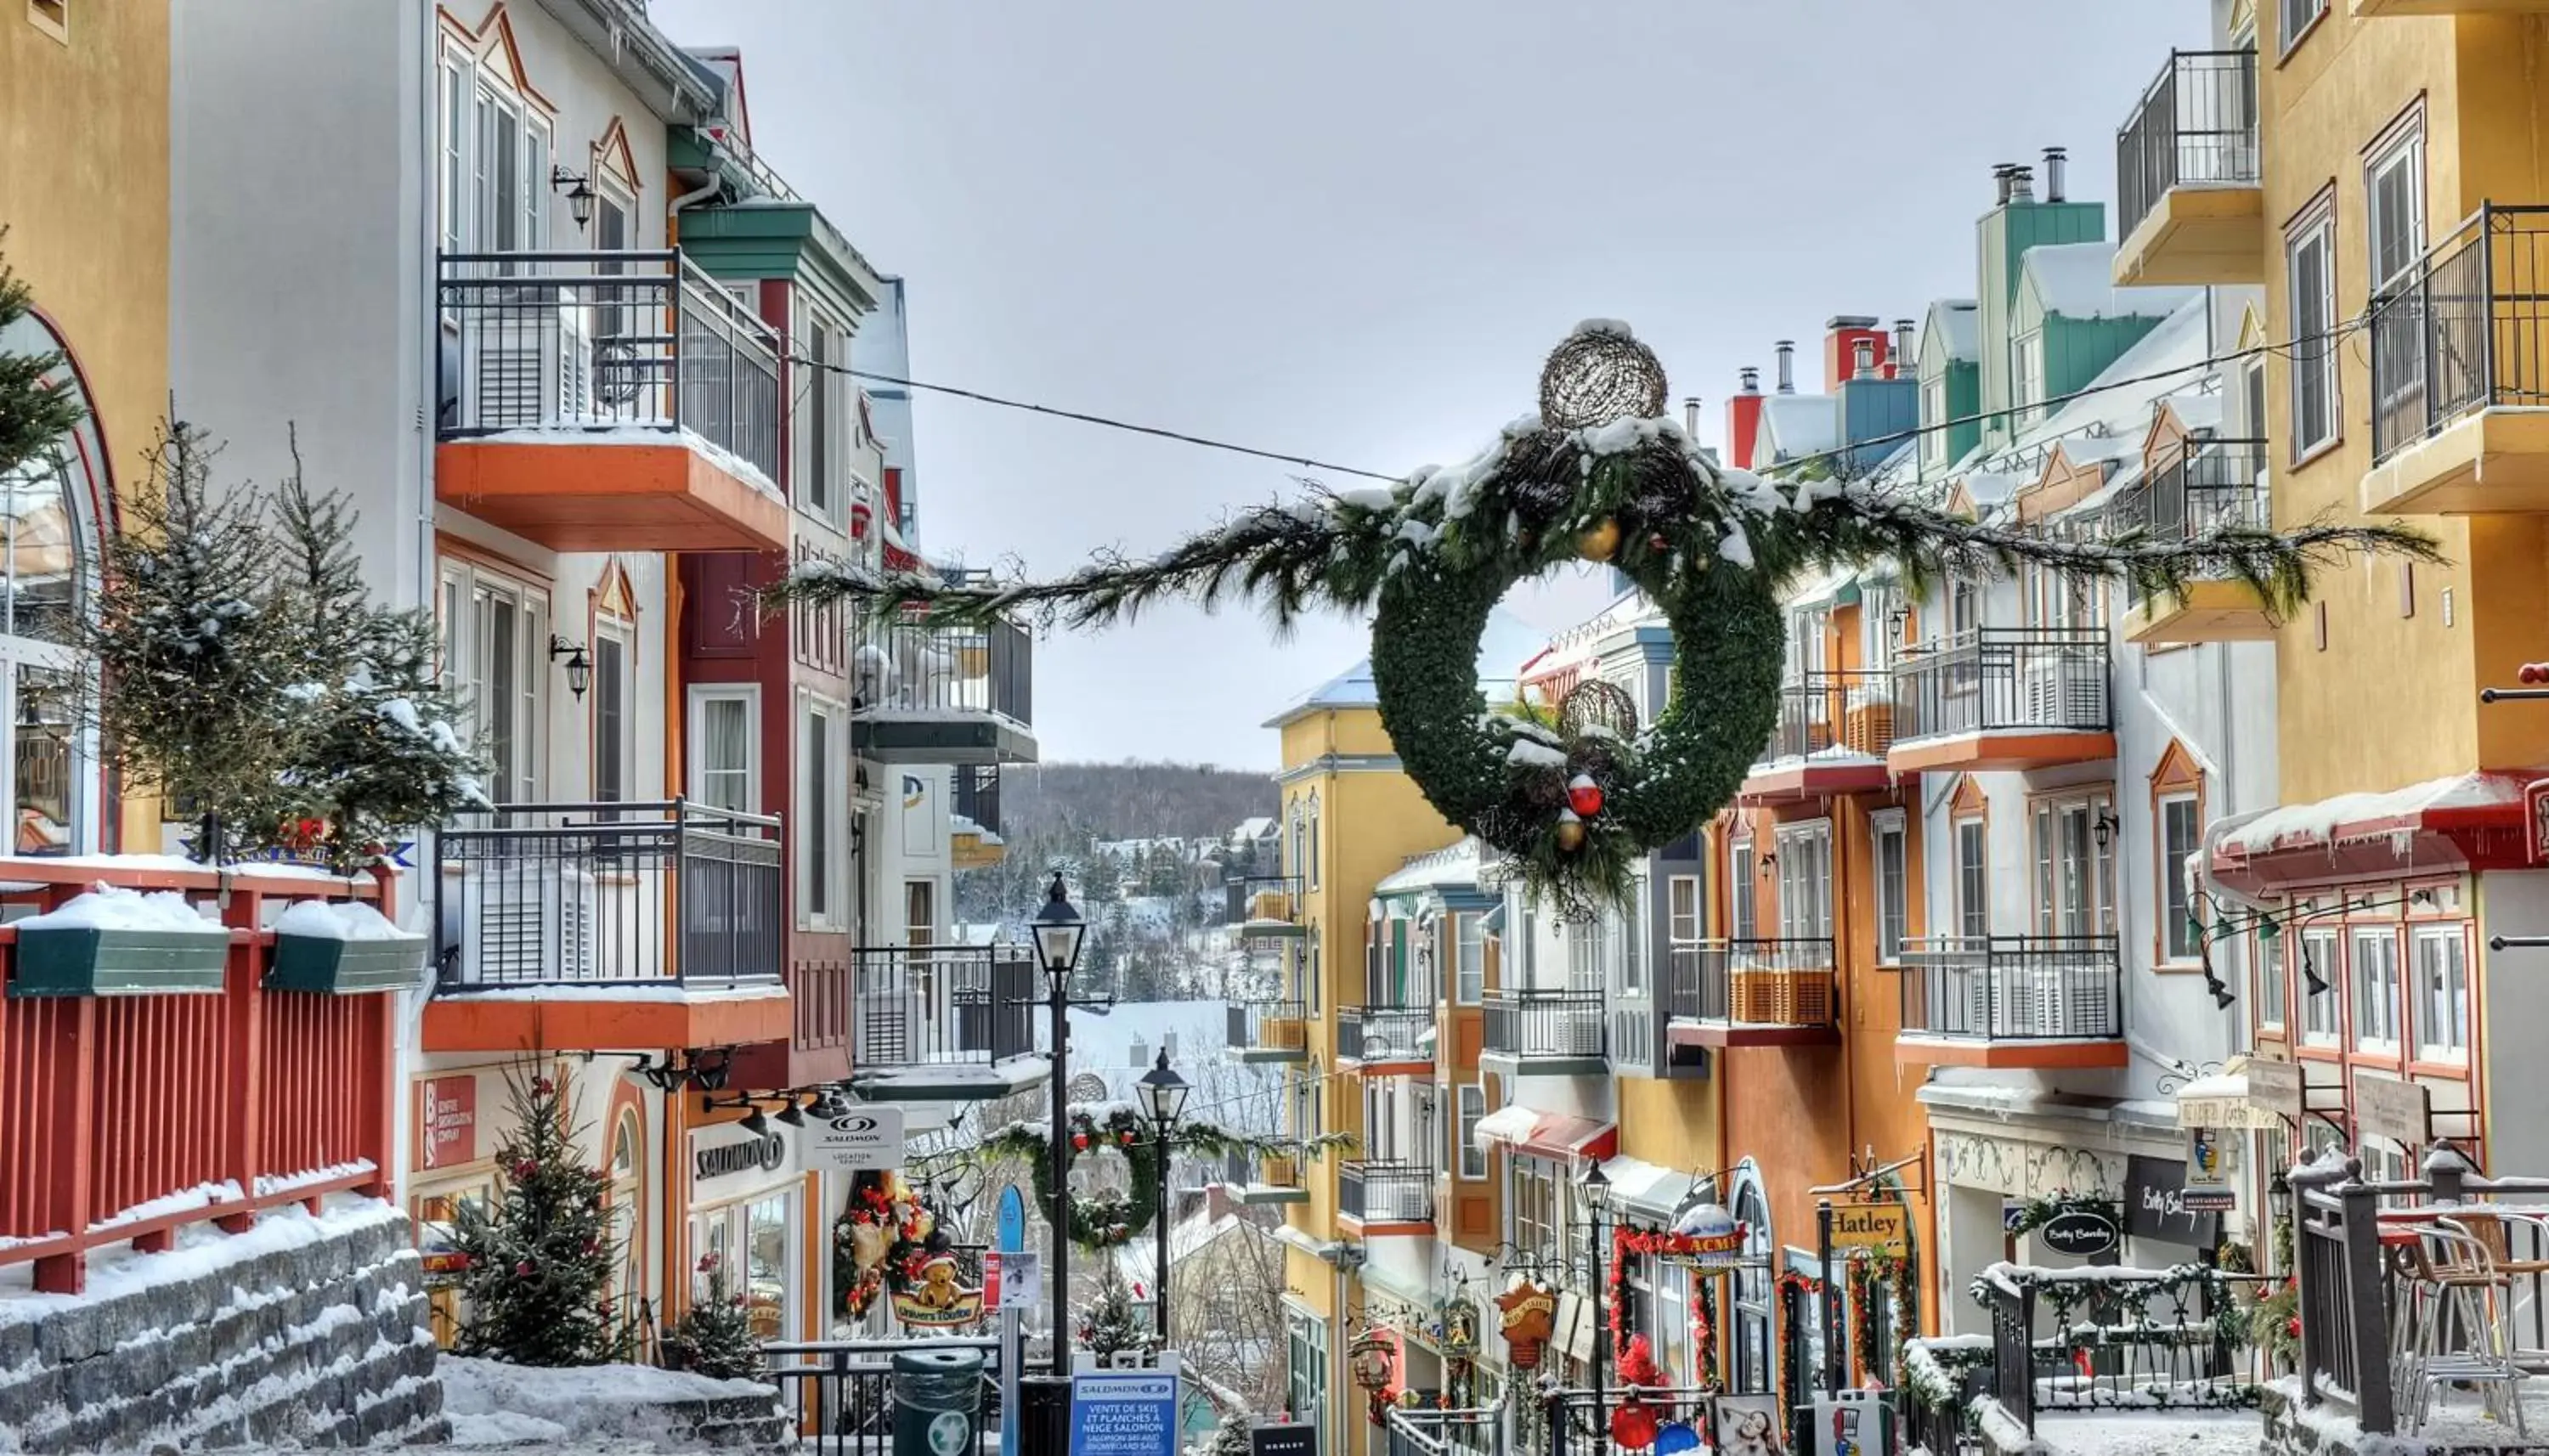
[695,1130,786,1183]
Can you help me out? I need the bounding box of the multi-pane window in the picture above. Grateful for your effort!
[1668,876,1702,945]
[2301,928,2341,1044]
[2013,333,2046,422]
[442,567,547,804]
[2413,925,2467,1059]
[437,37,551,255]
[1920,378,1947,471]
[1956,818,1989,940]
[1455,913,1486,1005]
[1732,1181,1773,1395]
[2352,927,2401,1050]
[2257,929,2287,1030]
[1286,1312,1327,1424]
[1412,1085,1439,1171]
[2280,0,2326,54]
[690,688,756,813]
[1510,1156,1561,1265]
[2162,795,2204,962]
[1948,578,1979,639]
[2368,121,2427,293]
[1776,824,1834,942]
[797,699,847,928]
[591,628,631,803]
[2287,201,2338,460]
[1306,796,1320,889]
[1873,814,1909,963]
[1730,842,1757,941]
[1457,1084,1488,1179]
[2032,796,2117,937]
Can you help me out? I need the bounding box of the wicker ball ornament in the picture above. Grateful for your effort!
[1539,324,1670,430]
[1558,680,1641,741]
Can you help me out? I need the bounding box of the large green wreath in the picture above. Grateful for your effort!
[772,323,2438,915]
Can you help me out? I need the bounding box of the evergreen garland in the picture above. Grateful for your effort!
[982,1103,1337,1250]
[768,324,2437,914]
[450,1067,627,1367]
[2004,1190,2123,1240]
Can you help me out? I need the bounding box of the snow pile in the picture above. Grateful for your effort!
[15,885,223,934]
[91,1179,244,1233]
[274,898,408,942]
[2032,1410,2267,1456]
[438,1354,777,1445]
[0,1195,404,1323]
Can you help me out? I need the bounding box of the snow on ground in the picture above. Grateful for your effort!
[2031,1409,2266,1456]
[437,1354,777,1448]
[0,1196,404,1322]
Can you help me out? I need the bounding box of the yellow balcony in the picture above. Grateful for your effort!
[2353,0,2549,15]
[2362,206,2549,516]
[2113,50,2264,287]
[2122,579,2277,645]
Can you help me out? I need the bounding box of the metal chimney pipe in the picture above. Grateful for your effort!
[1683,397,1702,437]
[2043,146,2068,203]
[1993,164,2015,206]
[1852,338,1877,381]
[2009,165,2036,204]
[1893,319,1917,375]
[1739,365,1761,395]
[1774,341,1796,394]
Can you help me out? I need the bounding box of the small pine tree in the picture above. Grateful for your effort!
[255,459,487,871]
[663,1253,767,1381]
[1077,1263,1148,1364]
[1189,1414,1252,1456]
[0,235,88,479]
[452,1067,625,1367]
[83,420,304,861]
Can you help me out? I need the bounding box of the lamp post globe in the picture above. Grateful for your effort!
[1137,1049,1191,1129]
[1031,871,1086,1380]
[1032,872,1087,990]
[1136,1049,1190,1349]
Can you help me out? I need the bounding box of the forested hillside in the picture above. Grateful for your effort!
[951,760,1276,930]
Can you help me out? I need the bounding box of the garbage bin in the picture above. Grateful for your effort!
[891,1347,985,1456]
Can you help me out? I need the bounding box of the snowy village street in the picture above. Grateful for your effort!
[16,1,2549,1454]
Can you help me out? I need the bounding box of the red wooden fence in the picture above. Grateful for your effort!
[0,860,399,1294]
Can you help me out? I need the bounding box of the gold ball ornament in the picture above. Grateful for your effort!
[1553,810,1587,854]
[1576,517,1623,562]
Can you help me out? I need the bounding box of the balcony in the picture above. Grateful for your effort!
[1887,629,2114,775]
[950,765,1007,870]
[851,611,1037,766]
[1224,1143,1310,1208]
[1664,938,1841,1050]
[425,801,790,1054]
[436,251,787,552]
[1479,988,1607,1076]
[1738,670,1896,804]
[1226,998,1311,1064]
[1229,875,1307,940]
[843,945,1046,1102]
[2112,50,2263,286]
[2112,437,2277,644]
[1339,1004,1435,1072]
[1337,1161,1437,1233]
[2362,206,2549,515]
[1894,934,2128,1069]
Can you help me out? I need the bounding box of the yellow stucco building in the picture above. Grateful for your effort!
[2192,0,2549,1176]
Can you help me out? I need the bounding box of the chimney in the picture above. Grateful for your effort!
[2043,146,2068,203]
[1774,340,1796,394]
[1853,338,1878,380]
[1739,366,1761,395]
[1683,396,1703,438]
[1993,164,2015,206]
[1893,319,1917,378]
[1727,370,1768,470]
[2008,164,2036,204]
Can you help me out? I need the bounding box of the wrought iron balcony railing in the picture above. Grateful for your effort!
[1665,938,1838,1027]
[1339,1004,1435,1065]
[437,250,782,483]
[1227,874,1305,934]
[851,612,1035,730]
[1481,987,1604,1062]
[2370,205,2549,463]
[1897,934,2125,1042]
[849,945,1037,1071]
[1891,629,2111,741]
[434,799,783,990]
[1754,670,1896,766]
[1227,997,1311,1058]
[1339,1160,1437,1225]
[2117,49,2259,243]
[952,764,1003,838]
[2107,437,2268,545]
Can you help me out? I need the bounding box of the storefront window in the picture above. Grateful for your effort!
[608,1111,643,1335]
[0,313,99,856]
[1732,1176,1772,1395]
[746,1193,793,1340]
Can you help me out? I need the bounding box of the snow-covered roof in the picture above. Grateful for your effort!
[2021,242,2201,324]
[1927,300,1981,364]
[1756,393,1840,461]
[2222,771,2529,857]
[1230,815,1276,844]
[1377,838,1483,895]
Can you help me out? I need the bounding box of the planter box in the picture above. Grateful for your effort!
[268,931,427,995]
[1729,968,1837,1026]
[12,926,231,996]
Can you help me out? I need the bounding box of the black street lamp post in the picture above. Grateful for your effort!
[1136,1049,1192,1348]
[1581,1158,1611,1446]
[1016,873,1093,1453]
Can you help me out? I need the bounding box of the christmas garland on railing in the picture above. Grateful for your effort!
[1900,1336,1994,1412]
[981,1103,1342,1250]
[1969,1261,2254,1399]
[1773,1270,1825,1449]
[767,324,2439,917]
[1849,1248,1914,1386]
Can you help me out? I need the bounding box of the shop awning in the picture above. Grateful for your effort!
[1474,1107,1617,1164]
[1597,1154,1697,1227]
[2209,771,2536,894]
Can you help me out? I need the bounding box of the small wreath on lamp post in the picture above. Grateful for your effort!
[980,1103,1332,1250]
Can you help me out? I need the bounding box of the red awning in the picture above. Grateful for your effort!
[1478,1109,1618,1165]
[2209,770,2537,894]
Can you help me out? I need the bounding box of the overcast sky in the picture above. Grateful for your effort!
[651,1,2209,770]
